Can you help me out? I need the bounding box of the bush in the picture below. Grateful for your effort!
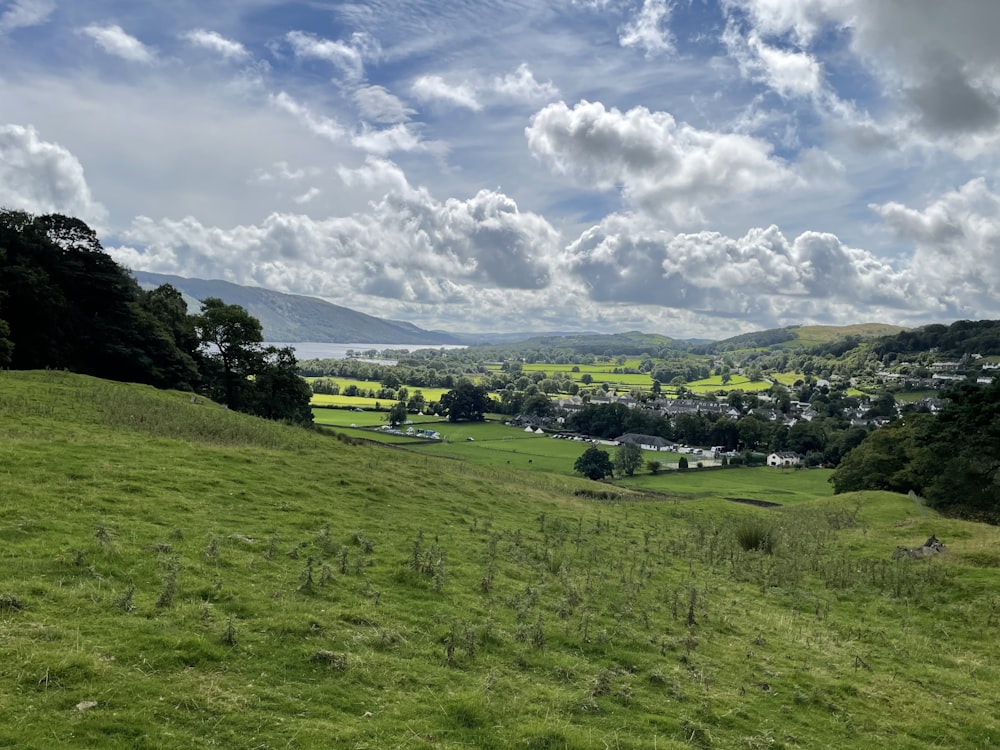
[734,518,776,554]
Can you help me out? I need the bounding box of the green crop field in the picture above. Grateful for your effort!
[1,371,998,749]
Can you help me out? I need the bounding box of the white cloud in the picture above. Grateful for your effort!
[873,178,1000,312]
[181,29,249,62]
[250,161,320,185]
[724,0,1000,152]
[411,75,482,111]
[526,100,795,224]
[110,162,561,309]
[270,91,346,143]
[619,0,675,57]
[292,187,321,205]
[0,123,106,224]
[724,24,824,99]
[565,214,921,325]
[285,30,378,81]
[351,123,426,156]
[493,64,559,103]
[0,0,53,34]
[354,85,415,123]
[79,24,155,64]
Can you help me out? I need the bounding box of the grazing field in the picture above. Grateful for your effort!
[769,371,808,386]
[1,371,998,749]
[622,466,836,504]
[684,374,771,393]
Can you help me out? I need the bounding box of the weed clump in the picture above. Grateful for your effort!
[312,650,348,670]
[734,518,777,554]
[0,593,25,612]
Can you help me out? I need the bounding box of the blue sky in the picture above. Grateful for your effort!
[2,0,1000,337]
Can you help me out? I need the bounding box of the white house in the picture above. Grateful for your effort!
[767,451,804,467]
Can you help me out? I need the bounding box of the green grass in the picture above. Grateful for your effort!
[1,370,998,749]
[684,374,772,393]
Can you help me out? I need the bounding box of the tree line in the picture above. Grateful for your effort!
[0,210,312,425]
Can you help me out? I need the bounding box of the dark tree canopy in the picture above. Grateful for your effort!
[574,445,614,480]
[194,297,265,410]
[439,381,491,422]
[832,381,1000,519]
[0,210,313,427]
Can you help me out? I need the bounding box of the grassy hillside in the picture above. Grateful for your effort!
[1,372,998,749]
[708,323,906,352]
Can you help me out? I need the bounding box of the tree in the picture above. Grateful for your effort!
[830,419,926,495]
[574,445,614,480]
[388,401,408,426]
[247,346,314,426]
[521,392,555,419]
[615,442,643,477]
[646,459,662,475]
[194,298,263,410]
[678,456,689,470]
[406,389,426,413]
[439,381,491,422]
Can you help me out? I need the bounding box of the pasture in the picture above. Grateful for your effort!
[1,371,998,749]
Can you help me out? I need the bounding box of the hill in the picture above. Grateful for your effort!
[132,271,463,345]
[1,371,998,748]
[704,322,906,352]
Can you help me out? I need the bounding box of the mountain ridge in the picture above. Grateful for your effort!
[132,271,462,345]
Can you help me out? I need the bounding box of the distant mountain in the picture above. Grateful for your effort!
[132,272,462,345]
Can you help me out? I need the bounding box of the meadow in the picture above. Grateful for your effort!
[1,371,998,749]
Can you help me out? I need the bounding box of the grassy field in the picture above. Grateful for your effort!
[1,371,998,749]
[684,375,771,394]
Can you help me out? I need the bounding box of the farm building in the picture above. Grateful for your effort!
[613,433,677,452]
[766,451,804,467]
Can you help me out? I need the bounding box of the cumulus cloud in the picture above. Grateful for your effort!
[619,0,675,57]
[526,100,794,224]
[872,178,1000,312]
[79,24,155,64]
[565,215,923,325]
[411,75,482,111]
[181,29,249,61]
[0,123,107,224]
[0,0,53,34]
[109,160,560,308]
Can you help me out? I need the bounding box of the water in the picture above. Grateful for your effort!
[265,342,466,361]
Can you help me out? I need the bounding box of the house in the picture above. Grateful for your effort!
[613,433,677,452]
[767,451,804,467]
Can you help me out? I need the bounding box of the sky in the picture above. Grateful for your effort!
[2,0,1000,338]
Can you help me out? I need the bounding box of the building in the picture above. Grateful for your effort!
[766,451,804,467]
